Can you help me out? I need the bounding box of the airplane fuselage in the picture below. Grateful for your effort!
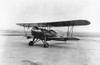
[31,29,57,40]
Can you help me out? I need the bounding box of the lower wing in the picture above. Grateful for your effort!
[46,37,80,41]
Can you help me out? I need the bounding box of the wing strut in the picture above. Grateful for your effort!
[23,25,28,37]
[66,26,74,38]
[23,24,31,38]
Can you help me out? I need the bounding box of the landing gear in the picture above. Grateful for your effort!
[42,36,49,48]
[44,43,49,48]
[29,37,35,46]
[29,41,34,46]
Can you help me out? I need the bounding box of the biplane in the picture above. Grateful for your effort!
[17,20,90,48]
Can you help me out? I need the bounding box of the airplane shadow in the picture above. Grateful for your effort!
[29,42,76,49]
[49,43,73,49]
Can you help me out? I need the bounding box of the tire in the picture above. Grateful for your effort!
[29,41,34,46]
[44,43,49,48]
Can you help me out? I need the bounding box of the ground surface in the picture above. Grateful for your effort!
[0,36,100,65]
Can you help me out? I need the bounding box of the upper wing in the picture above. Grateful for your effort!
[17,20,90,27]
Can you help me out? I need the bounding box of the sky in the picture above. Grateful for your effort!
[0,0,100,32]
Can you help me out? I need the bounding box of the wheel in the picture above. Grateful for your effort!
[29,41,34,46]
[44,43,49,48]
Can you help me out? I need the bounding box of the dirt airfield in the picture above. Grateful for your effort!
[0,35,100,65]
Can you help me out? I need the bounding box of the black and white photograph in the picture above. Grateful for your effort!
[0,0,100,65]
